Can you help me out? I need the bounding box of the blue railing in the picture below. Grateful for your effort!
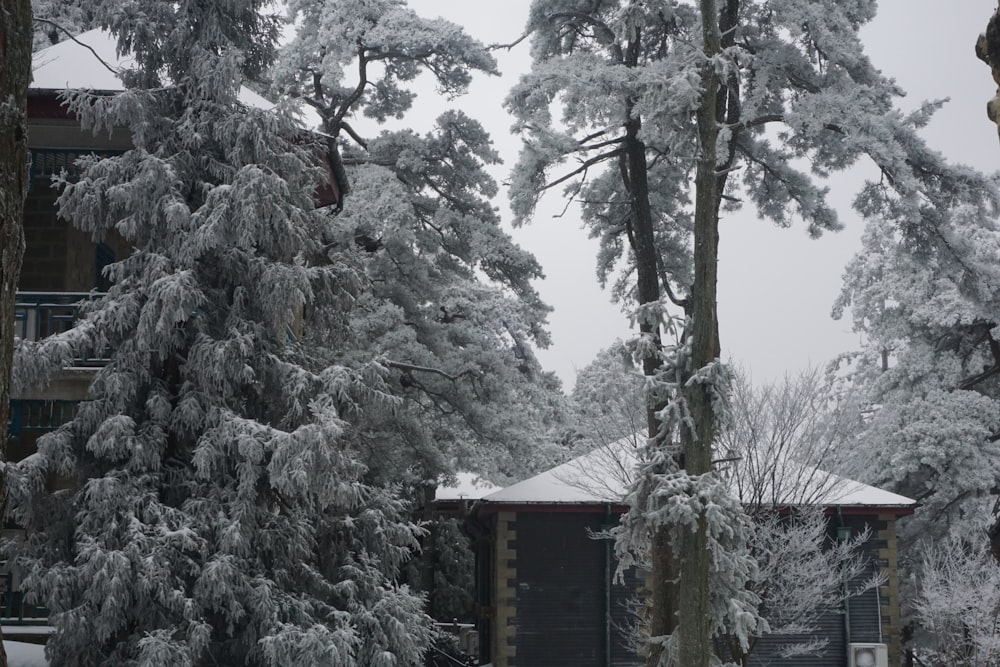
[14,291,109,364]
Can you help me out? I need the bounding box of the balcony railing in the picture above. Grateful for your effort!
[0,574,48,624]
[8,399,79,462]
[15,291,109,365]
[9,400,77,433]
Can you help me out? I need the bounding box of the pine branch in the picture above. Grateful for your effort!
[489,30,532,51]
[333,43,370,128]
[958,329,1000,390]
[541,148,622,193]
[382,359,476,382]
[339,121,368,150]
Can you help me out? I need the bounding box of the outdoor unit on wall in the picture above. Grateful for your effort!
[848,643,888,667]
[458,627,479,657]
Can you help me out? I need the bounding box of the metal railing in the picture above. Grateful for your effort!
[9,400,78,433]
[14,291,109,365]
[0,574,48,624]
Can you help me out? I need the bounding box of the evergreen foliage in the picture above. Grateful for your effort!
[508,0,985,662]
[273,0,565,485]
[9,1,559,664]
[30,0,98,51]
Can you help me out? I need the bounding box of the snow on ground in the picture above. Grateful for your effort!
[4,641,47,667]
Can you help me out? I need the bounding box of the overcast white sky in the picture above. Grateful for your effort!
[400,0,998,390]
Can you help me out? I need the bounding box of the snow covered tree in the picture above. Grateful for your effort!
[720,368,865,509]
[508,1,979,663]
[0,0,32,665]
[719,373,879,665]
[568,357,876,664]
[565,340,647,453]
[912,535,1000,665]
[30,0,97,51]
[731,508,880,666]
[9,0,562,663]
[3,0,470,664]
[272,0,564,487]
[827,61,1000,552]
[830,169,1000,661]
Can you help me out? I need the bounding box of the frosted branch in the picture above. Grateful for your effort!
[380,359,476,382]
[541,148,622,193]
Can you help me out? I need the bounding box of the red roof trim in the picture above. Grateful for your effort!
[27,94,72,120]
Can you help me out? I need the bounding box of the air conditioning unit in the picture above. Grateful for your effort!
[849,643,888,667]
[459,627,479,657]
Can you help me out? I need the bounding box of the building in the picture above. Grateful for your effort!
[468,439,916,667]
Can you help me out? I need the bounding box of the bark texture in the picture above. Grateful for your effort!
[677,1,724,665]
[618,29,678,667]
[0,1,31,666]
[976,1,1000,142]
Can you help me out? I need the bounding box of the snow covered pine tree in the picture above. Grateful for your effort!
[509,0,989,664]
[272,0,563,490]
[271,0,568,641]
[7,1,438,665]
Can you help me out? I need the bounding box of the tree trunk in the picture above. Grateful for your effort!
[625,111,679,662]
[0,1,31,666]
[677,1,722,666]
[619,29,680,667]
[976,1,1000,143]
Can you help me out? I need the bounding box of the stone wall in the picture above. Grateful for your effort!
[877,514,903,666]
[492,511,517,666]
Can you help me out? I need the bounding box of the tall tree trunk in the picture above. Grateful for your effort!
[631,159,679,662]
[677,1,722,665]
[0,1,31,666]
[619,28,680,667]
[625,111,679,664]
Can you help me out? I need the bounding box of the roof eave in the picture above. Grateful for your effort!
[475,499,918,516]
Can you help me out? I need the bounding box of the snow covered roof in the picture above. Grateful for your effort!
[481,438,916,510]
[31,30,131,92]
[30,29,284,114]
[435,472,502,501]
